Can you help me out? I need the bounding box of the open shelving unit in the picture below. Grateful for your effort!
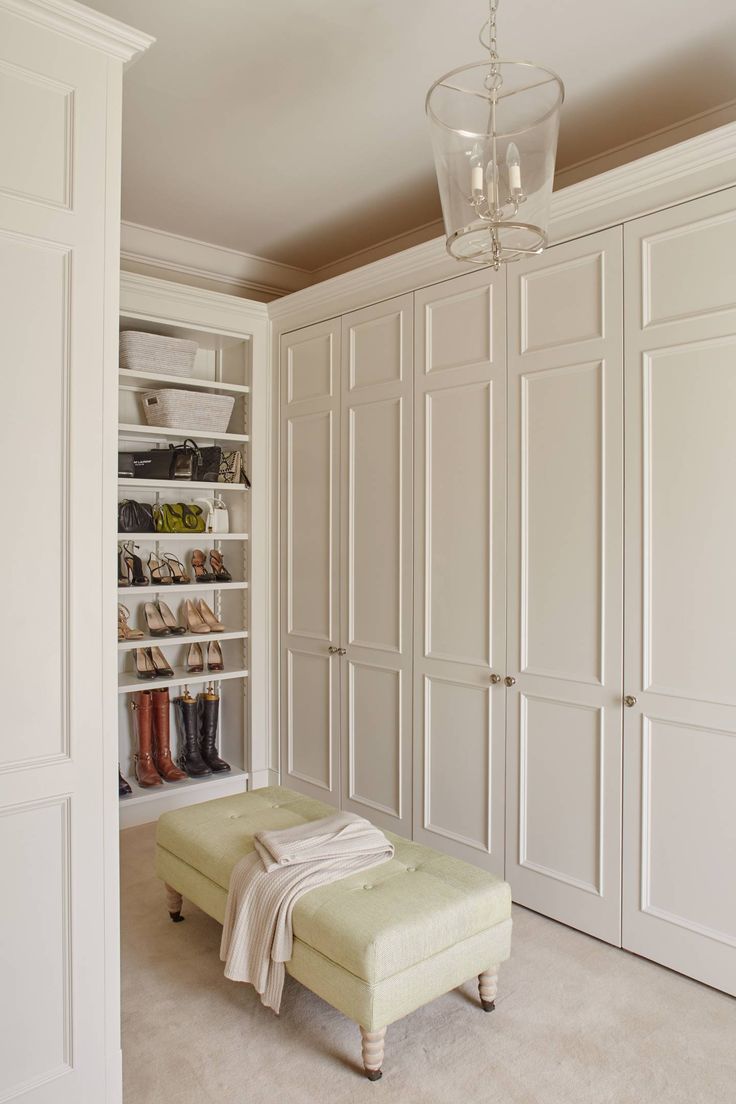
[117,277,266,828]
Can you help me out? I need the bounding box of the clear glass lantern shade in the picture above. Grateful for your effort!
[427,60,564,264]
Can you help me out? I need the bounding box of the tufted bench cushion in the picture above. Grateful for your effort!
[155,786,512,1078]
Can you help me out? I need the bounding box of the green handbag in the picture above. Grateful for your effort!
[154,501,206,533]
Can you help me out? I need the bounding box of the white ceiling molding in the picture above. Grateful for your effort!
[0,0,154,61]
[268,121,736,331]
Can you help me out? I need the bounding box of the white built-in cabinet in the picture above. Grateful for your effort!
[279,186,736,996]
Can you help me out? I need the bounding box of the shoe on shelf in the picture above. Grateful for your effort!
[175,689,212,778]
[118,767,133,796]
[197,599,227,632]
[123,541,149,587]
[186,641,204,674]
[134,648,156,679]
[151,688,187,783]
[149,646,174,678]
[207,640,224,672]
[198,687,230,773]
[118,604,144,642]
[191,549,215,583]
[118,547,131,587]
[148,553,173,586]
[163,553,190,585]
[157,599,186,635]
[209,550,232,582]
[184,598,210,633]
[131,691,163,788]
[144,602,171,637]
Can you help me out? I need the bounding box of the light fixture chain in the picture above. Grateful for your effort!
[488,0,498,61]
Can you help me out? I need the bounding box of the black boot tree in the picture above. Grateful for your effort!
[198,688,230,772]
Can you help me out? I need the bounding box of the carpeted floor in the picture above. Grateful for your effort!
[121,822,735,1104]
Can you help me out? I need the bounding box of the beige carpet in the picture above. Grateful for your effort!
[121,822,735,1104]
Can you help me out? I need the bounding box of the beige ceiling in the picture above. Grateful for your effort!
[88,0,736,272]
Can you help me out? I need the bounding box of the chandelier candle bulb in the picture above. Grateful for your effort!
[506,142,522,192]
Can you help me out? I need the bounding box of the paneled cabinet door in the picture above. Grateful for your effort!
[280,319,341,806]
[505,227,624,944]
[413,268,507,875]
[623,188,736,995]
[339,296,413,835]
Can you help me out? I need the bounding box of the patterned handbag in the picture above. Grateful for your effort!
[219,449,250,487]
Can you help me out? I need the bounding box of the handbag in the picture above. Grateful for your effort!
[118,499,155,533]
[118,452,135,478]
[219,449,250,487]
[154,501,206,533]
[169,439,201,481]
[198,445,223,483]
[130,448,174,480]
[205,496,229,534]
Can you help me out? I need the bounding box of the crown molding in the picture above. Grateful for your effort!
[0,0,154,62]
[269,121,736,330]
[120,221,312,300]
[120,271,268,337]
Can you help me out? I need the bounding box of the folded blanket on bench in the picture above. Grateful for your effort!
[220,812,394,1012]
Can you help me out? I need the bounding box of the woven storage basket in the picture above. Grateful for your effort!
[120,331,198,377]
[142,389,235,434]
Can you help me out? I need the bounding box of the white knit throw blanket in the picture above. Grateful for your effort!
[220,812,394,1013]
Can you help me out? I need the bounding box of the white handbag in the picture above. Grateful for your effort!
[205,495,229,534]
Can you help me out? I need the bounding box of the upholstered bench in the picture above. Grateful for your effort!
[155,786,512,1080]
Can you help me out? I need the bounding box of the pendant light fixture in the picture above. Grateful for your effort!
[426,0,564,268]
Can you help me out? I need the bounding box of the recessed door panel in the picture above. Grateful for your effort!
[414,268,506,874]
[0,60,72,207]
[287,650,333,791]
[507,227,624,944]
[348,309,403,389]
[286,411,333,640]
[521,361,603,684]
[287,331,334,403]
[348,662,402,819]
[624,187,736,995]
[349,397,402,652]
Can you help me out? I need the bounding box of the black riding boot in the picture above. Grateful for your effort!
[198,689,230,772]
[175,690,211,777]
[118,766,132,796]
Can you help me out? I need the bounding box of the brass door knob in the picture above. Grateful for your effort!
[504,675,516,687]
[328,646,338,655]
[624,695,637,708]
[337,648,347,656]
[489,673,502,684]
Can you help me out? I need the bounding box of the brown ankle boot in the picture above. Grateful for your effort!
[152,688,187,783]
[133,691,163,787]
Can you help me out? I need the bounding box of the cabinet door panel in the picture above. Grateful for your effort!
[506,227,624,944]
[340,296,413,834]
[623,187,736,995]
[280,319,341,805]
[413,269,506,874]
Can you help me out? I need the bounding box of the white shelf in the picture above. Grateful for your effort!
[120,766,248,805]
[118,477,246,492]
[118,422,249,443]
[118,580,248,596]
[117,532,249,542]
[118,629,249,652]
[118,666,249,694]
[119,368,250,395]
[118,768,249,828]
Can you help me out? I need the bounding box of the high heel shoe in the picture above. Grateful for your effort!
[186,642,204,673]
[135,648,156,679]
[148,553,173,586]
[191,549,215,583]
[207,640,224,672]
[118,547,131,587]
[157,600,186,635]
[198,598,227,632]
[149,646,174,678]
[118,604,144,642]
[123,542,149,587]
[163,553,190,585]
[143,602,171,637]
[184,599,210,633]
[209,550,232,582]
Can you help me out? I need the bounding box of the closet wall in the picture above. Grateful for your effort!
[277,179,736,997]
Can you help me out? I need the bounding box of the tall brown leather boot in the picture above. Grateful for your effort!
[133,691,163,787]
[151,688,187,783]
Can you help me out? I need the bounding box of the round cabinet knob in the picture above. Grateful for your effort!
[504,675,516,687]
[624,695,637,708]
[489,673,502,684]
[338,648,347,656]
[328,646,338,655]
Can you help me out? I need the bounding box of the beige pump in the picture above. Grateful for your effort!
[198,598,227,632]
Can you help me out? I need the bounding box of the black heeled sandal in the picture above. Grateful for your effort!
[123,542,149,587]
[163,553,190,585]
[118,546,131,587]
[191,549,215,583]
[148,553,173,586]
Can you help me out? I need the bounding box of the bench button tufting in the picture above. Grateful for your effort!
[406,866,415,872]
[364,884,373,890]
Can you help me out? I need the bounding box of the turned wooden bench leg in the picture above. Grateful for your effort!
[164,883,184,923]
[360,1025,386,1081]
[478,967,499,1012]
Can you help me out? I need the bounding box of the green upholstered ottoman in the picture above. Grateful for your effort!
[155,786,512,1081]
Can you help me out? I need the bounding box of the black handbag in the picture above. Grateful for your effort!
[170,438,201,480]
[118,499,155,533]
[198,445,223,482]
